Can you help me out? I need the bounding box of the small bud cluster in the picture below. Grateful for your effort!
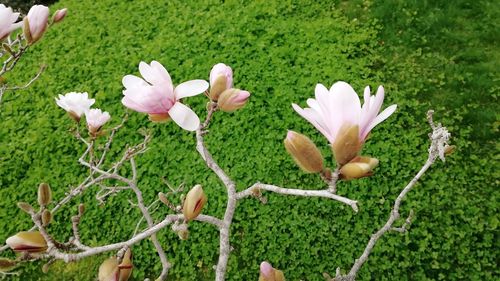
[209,63,250,112]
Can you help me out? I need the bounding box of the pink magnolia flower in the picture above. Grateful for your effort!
[25,5,49,44]
[55,92,95,121]
[85,108,110,134]
[209,63,233,101]
[0,4,22,40]
[122,61,208,131]
[292,81,397,164]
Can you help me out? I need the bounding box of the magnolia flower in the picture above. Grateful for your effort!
[55,92,95,122]
[0,4,22,40]
[86,108,111,134]
[122,61,208,131]
[24,5,49,44]
[209,63,233,100]
[292,81,397,164]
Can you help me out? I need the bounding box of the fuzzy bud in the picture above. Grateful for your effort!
[444,145,456,156]
[42,209,52,226]
[148,113,170,123]
[78,203,85,216]
[217,89,250,112]
[182,185,207,222]
[6,231,47,253]
[284,131,324,173]
[259,261,286,281]
[52,8,67,23]
[98,249,133,281]
[340,156,379,180]
[0,258,17,273]
[38,183,52,207]
[331,124,363,165]
[209,63,233,101]
[17,202,34,214]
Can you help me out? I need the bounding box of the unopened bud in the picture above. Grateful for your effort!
[6,231,47,253]
[444,145,456,156]
[259,261,285,281]
[331,124,362,165]
[78,203,85,216]
[38,183,52,207]
[182,185,207,221]
[52,8,67,23]
[118,249,133,281]
[158,192,169,206]
[177,229,189,240]
[42,209,52,226]
[284,131,324,173]
[2,43,13,56]
[17,202,34,214]
[217,89,250,112]
[209,63,233,101]
[42,262,51,273]
[0,258,17,273]
[340,156,379,180]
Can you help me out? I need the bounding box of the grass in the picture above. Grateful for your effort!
[0,0,498,280]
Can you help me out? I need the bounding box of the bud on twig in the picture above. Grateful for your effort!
[17,202,34,214]
[284,131,324,173]
[331,125,362,165]
[6,231,47,253]
[38,183,52,207]
[0,258,17,273]
[42,209,52,226]
[259,261,286,281]
[2,43,14,56]
[217,89,250,112]
[340,156,379,180]
[52,8,67,24]
[98,249,133,281]
[182,185,207,222]
[78,203,85,216]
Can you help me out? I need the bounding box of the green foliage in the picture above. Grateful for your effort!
[0,0,497,280]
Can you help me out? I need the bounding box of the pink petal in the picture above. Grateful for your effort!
[361,104,397,139]
[151,61,173,92]
[174,80,209,100]
[292,103,334,143]
[168,102,200,131]
[122,75,147,89]
[328,81,361,139]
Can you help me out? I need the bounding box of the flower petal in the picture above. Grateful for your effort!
[361,104,397,139]
[122,75,147,89]
[174,80,209,100]
[168,102,200,131]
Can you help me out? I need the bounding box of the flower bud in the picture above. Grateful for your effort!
[177,229,189,240]
[25,5,49,44]
[78,203,85,216]
[284,131,324,173]
[259,261,285,281]
[118,249,133,281]
[0,258,17,273]
[444,145,456,156]
[98,249,133,281]
[331,124,362,165]
[17,202,34,214]
[182,185,207,221]
[42,209,52,226]
[52,8,67,23]
[217,89,250,112]
[86,108,111,136]
[6,231,47,253]
[38,183,52,207]
[340,156,379,180]
[209,63,233,101]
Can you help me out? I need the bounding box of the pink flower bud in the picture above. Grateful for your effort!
[25,5,49,44]
[209,63,233,100]
[85,108,111,135]
[52,8,67,23]
[217,89,250,112]
[259,261,285,281]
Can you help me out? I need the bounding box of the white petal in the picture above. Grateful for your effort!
[328,81,361,138]
[361,104,397,139]
[168,102,200,131]
[122,75,147,89]
[174,80,209,99]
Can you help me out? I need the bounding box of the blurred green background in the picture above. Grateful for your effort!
[0,0,498,280]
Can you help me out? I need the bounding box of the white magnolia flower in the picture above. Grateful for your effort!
[55,92,95,121]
